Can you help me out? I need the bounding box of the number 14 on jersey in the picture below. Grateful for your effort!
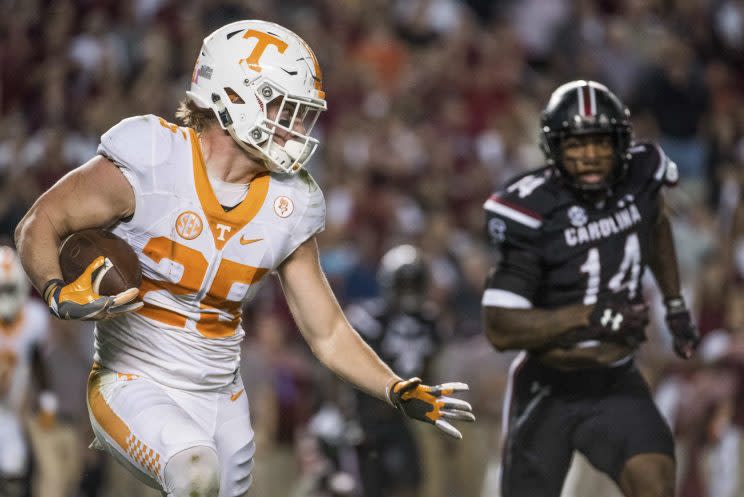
[580,233,641,305]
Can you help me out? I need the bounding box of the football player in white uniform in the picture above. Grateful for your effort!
[0,247,56,497]
[14,20,474,497]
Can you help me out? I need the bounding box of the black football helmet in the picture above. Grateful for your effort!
[540,80,632,194]
[377,245,429,313]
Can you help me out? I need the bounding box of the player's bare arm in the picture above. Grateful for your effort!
[15,155,134,292]
[483,303,590,351]
[278,236,474,437]
[15,156,140,319]
[278,236,399,399]
[648,199,680,298]
[484,299,642,368]
[648,198,700,358]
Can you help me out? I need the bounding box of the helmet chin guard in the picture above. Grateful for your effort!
[187,20,327,174]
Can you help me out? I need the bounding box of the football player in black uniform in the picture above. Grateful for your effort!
[482,80,700,497]
[345,245,443,497]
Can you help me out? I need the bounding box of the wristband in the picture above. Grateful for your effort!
[384,378,401,406]
[42,279,64,303]
[664,296,686,312]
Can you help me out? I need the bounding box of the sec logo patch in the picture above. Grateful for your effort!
[175,211,204,240]
[568,206,587,227]
[274,196,294,218]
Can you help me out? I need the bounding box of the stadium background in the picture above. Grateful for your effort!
[2,0,744,496]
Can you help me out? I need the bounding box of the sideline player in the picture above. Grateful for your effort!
[482,80,699,497]
[0,247,56,497]
[15,20,474,497]
[345,244,441,497]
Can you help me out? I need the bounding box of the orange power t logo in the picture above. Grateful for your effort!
[240,30,288,72]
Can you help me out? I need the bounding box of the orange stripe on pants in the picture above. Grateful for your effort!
[87,366,132,452]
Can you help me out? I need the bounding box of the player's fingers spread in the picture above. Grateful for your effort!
[438,396,472,412]
[434,420,462,439]
[440,409,476,422]
[112,288,140,306]
[433,382,469,395]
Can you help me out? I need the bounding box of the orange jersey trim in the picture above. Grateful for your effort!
[188,128,270,251]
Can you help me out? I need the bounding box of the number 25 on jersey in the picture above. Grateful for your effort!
[138,236,268,338]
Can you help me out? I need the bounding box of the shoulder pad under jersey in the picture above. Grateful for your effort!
[483,168,551,248]
[98,115,188,194]
[272,169,326,255]
[626,142,679,190]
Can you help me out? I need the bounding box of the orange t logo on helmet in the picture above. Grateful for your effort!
[239,30,288,72]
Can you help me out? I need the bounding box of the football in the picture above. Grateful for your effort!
[59,229,142,295]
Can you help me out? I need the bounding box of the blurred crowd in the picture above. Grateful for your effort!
[2,0,744,496]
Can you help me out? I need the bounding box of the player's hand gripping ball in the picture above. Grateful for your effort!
[44,229,143,320]
[386,378,475,439]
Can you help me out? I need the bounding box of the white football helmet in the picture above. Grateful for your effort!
[0,247,29,321]
[187,20,327,174]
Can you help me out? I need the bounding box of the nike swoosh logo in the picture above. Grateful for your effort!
[240,236,263,245]
[230,389,245,401]
[281,68,298,75]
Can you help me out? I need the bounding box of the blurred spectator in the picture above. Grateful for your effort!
[631,33,711,187]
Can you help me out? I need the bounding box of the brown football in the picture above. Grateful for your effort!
[59,229,142,295]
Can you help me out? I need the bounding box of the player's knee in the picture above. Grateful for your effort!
[164,446,220,497]
[620,454,675,497]
[635,479,674,497]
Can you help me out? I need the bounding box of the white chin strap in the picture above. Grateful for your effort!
[225,125,304,174]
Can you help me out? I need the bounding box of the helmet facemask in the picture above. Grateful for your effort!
[250,80,325,174]
[540,80,633,198]
[547,126,630,195]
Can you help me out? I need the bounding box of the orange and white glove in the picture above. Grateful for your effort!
[386,377,475,439]
[43,256,142,320]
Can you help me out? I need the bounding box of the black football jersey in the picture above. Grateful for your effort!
[346,298,441,379]
[346,298,441,425]
[484,142,678,308]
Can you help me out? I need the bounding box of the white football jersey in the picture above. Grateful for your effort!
[0,300,49,411]
[95,115,325,390]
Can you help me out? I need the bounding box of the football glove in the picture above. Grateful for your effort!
[44,256,142,320]
[386,377,475,439]
[665,297,699,359]
[556,294,648,348]
[586,293,649,345]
